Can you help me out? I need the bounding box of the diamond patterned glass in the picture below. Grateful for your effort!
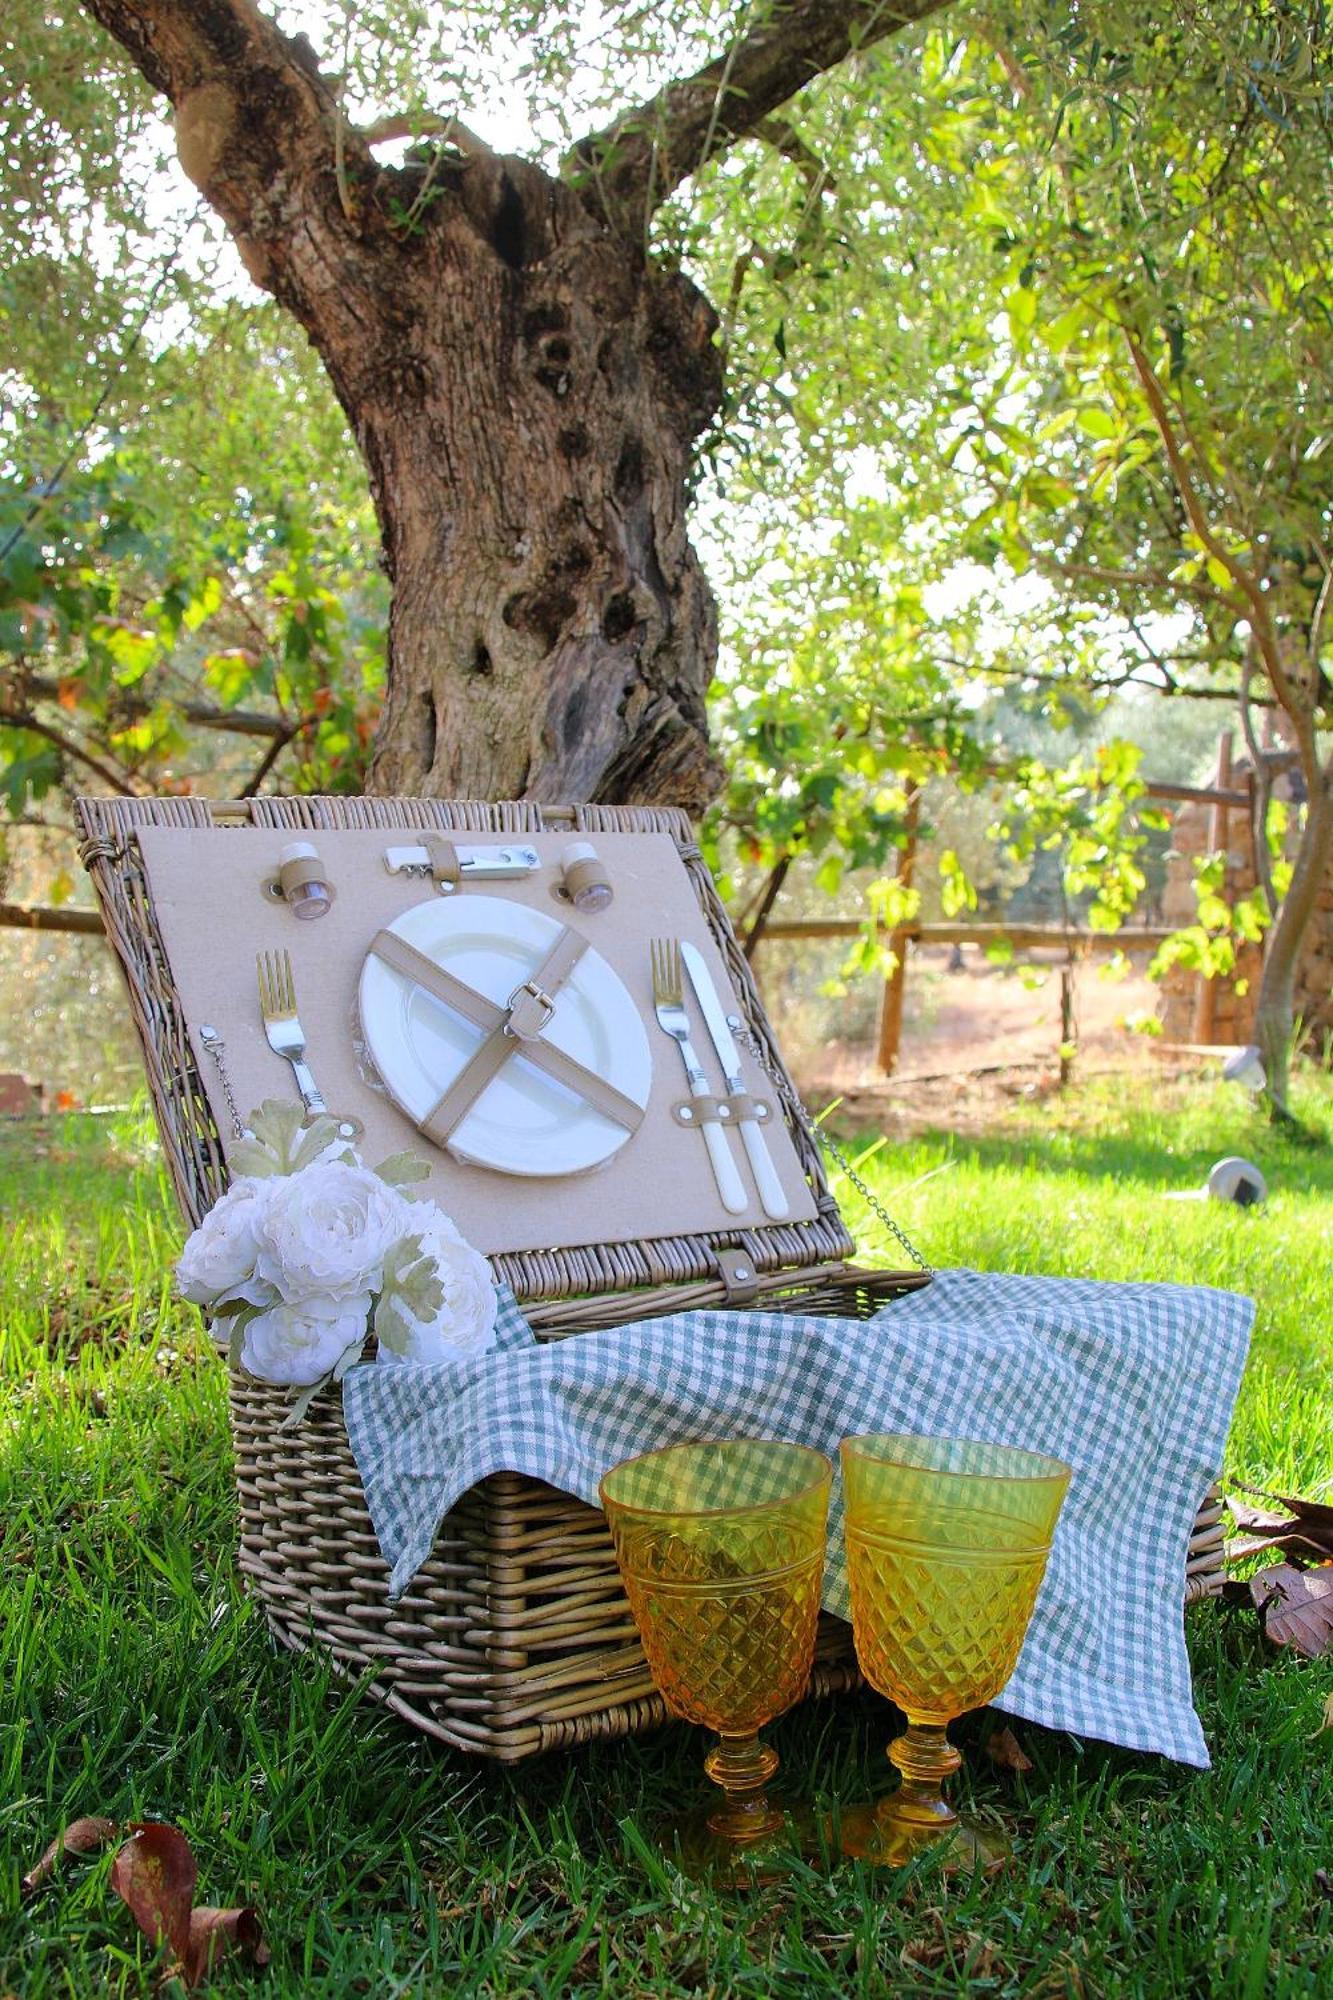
[600,1439,831,1879]
[838,1432,1070,1873]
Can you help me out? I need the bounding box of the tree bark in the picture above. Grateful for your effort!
[356,155,725,809]
[76,0,947,810]
[1253,772,1333,1121]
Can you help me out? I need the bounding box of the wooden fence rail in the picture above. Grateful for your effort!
[756,920,1178,949]
[746,736,1252,1077]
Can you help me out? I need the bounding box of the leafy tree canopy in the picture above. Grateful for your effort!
[3,1,1330,1109]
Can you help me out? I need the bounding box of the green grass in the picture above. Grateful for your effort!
[2,1075,1331,1998]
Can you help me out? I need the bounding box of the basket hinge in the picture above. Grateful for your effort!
[714,1247,760,1305]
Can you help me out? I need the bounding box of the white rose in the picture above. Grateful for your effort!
[239,1289,373,1387]
[176,1177,277,1309]
[376,1209,498,1368]
[255,1162,413,1302]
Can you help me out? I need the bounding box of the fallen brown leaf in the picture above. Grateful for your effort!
[22,1816,118,1895]
[110,1823,196,1969]
[1315,1868,1333,1903]
[187,1905,271,1984]
[1250,1564,1333,1658]
[1317,1693,1333,1737]
[108,1822,268,1989]
[1227,1485,1333,1565]
[985,1725,1034,1772]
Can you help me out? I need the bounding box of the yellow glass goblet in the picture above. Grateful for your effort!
[600,1438,832,1881]
[838,1432,1070,1874]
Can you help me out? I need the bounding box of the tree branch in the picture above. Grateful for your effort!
[972,660,1274,706]
[755,115,838,194]
[363,111,491,157]
[1239,642,1280,919]
[0,706,139,796]
[238,715,315,796]
[567,0,952,235]
[15,670,293,739]
[0,901,104,935]
[78,0,376,328]
[1122,326,1316,765]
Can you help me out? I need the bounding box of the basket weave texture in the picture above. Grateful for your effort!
[76,794,1226,1761]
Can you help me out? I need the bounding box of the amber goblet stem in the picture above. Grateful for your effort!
[880,1721,962,1841]
[704,1733,783,1844]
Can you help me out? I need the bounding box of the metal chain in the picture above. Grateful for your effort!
[728,1017,931,1273]
[198,1024,246,1141]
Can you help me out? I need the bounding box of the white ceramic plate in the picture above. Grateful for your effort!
[358,894,651,1176]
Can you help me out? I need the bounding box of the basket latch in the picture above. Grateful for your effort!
[714,1247,760,1305]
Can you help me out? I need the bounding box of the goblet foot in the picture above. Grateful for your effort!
[838,1719,1010,1876]
[837,1800,1009,1875]
[660,1804,813,1885]
[656,1731,813,1885]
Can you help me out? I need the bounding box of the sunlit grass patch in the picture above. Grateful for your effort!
[2,1078,1331,1996]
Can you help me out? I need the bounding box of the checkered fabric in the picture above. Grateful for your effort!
[341,1269,1252,1767]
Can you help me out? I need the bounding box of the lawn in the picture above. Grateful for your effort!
[2,1072,1331,1998]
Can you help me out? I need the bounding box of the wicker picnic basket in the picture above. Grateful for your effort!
[76,794,1227,1761]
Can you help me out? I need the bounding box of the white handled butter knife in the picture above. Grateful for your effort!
[681,943,790,1220]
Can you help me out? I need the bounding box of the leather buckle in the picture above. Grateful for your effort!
[504,979,555,1041]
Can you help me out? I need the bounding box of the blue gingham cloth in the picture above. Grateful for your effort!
[341,1269,1252,1766]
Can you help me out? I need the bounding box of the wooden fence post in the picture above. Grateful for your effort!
[1059,960,1076,1087]
[876,788,920,1076]
[1193,730,1233,1044]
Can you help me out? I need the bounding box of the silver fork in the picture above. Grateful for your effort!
[650,938,747,1215]
[256,949,328,1117]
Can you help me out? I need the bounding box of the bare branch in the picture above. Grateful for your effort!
[1122,326,1316,764]
[239,716,316,796]
[14,670,293,739]
[567,0,952,235]
[1239,643,1280,919]
[742,853,792,958]
[0,705,139,796]
[971,660,1272,706]
[77,0,378,333]
[363,112,492,157]
[755,115,838,193]
[0,900,104,936]
[1308,546,1332,675]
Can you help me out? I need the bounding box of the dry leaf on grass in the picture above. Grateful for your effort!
[985,1725,1034,1772]
[1227,1485,1333,1564]
[186,1905,272,1985]
[109,1823,196,1969]
[1315,1693,1333,1737]
[110,1823,269,1988]
[21,1816,118,1895]
[25,1818,269,1989]
[1249,1565,1333,1659]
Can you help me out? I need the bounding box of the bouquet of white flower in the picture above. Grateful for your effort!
[176,1102,497,1413]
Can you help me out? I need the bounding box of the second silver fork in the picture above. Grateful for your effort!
[650,938,748,1215]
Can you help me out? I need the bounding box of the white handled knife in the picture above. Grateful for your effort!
[681,943,790,1220]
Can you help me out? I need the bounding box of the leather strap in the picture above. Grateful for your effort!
[424,836,461,887]
[367,926,646,1143]
[278,855,328,894]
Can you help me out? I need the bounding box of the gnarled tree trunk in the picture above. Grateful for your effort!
[78,0,948,810]
[354,157,723,808]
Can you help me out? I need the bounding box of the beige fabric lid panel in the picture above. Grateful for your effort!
[135,824,818,1256]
